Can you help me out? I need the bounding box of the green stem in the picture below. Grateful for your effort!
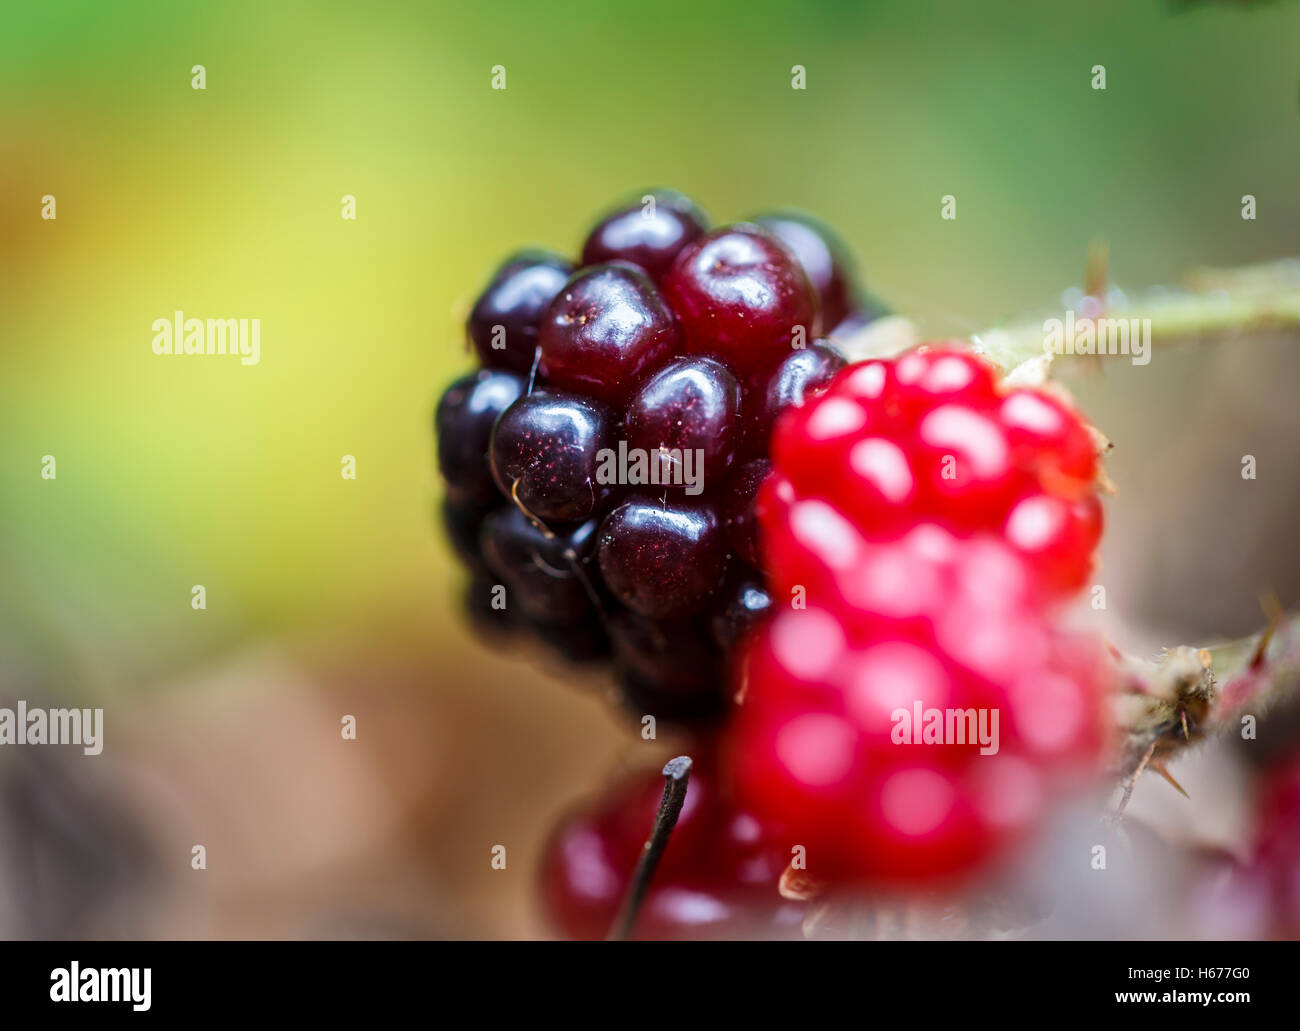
[978,257,1300,377]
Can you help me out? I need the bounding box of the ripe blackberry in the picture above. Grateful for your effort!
[745,341,846,458]
[720,458,770,571]
[531,614,612,666]
[438,197,1121,914]
[479,507,598,625]
[436,191,865,727]
[752,212,857,332]
[488,388,615,523]
[461,573,518,645]
[662,225,822,376]
[605,609,721,692]
[614,670,729,726]
[597,497,728,619]
[436,369,526,502]
[710,566,773,653]
[538,262,682,403]
[624,357,742,488]
[467,251,572,373]
[581,189,709,283]
[440,494,495,576]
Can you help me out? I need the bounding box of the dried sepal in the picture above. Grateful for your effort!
[1110,608,1300,813]
[779,859,826,902]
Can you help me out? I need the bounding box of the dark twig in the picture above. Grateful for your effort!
[608,755,693,941]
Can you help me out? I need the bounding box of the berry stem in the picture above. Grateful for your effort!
[987,256,1300,380]
[1111,604,1300,809]
[1204,604,1300,727]
[835,256,1300,378]
[607,755,693,941]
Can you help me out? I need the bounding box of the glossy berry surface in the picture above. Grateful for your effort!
[538,263,682,403]
[489,389,614,523]
[479,507,598,625]
[625,356,741,489]
[597,497,727,618]
[733,344,1110,887]
[581,189,709,282]
[753,213,857,331]
[746,341,846,457]
[662,226,821,376]
[468,250,572,373]
[540,758,805,939]
[731,525,1110,886]
[720,458,770,570]
[710,567,772,653]
[767,346,1102,593]
[435,369,527,501]
[441,201,1121,902]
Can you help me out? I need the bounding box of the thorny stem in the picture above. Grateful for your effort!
[967,253,1300,802]
[999,255,1300,798]
[838,256,1300,380]
[780,256,1300,929]
[889,253,1300,807]
[1111,605,1300,812]
[608,755,693,941]
[985,256,1300,380]
[1205,606,1300,727]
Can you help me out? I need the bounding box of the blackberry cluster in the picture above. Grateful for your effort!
[436,190,869,722]
[439,199,1114,930]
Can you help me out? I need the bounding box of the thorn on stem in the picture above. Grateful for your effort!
[1150,760,1190,799]
[1250,591,1284,670]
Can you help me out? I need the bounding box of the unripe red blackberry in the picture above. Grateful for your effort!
[733,345,1110,887]
[766,347,1103,595]
[540,756,805,939]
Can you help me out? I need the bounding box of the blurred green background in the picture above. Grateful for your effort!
[1,0,1298,937]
